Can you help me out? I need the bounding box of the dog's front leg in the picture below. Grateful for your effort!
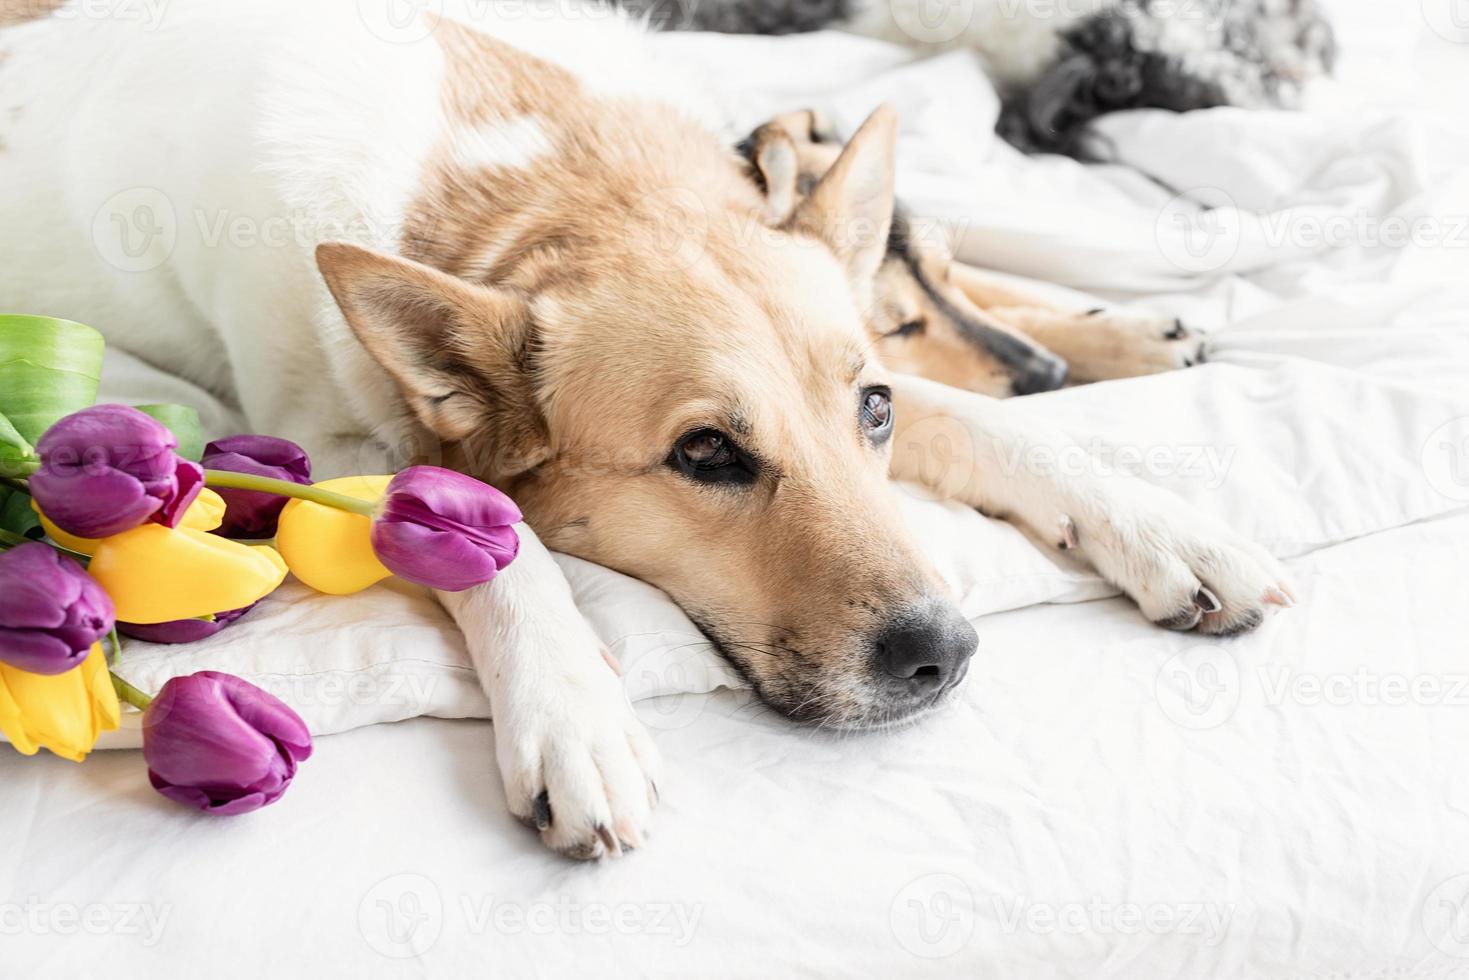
[888,374,1294,634]
[437,524,660,859]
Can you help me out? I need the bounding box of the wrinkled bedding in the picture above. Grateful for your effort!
[5,2,1469,975]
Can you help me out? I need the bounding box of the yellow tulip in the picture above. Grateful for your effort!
[33,488,228,556]
[0,644,120,762]
[182,488,228,532]
[275,475,392,595]
[88,524,287,624]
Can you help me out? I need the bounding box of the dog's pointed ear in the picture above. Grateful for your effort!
[747,125,800,225]
[315,242,550,476]
[785,105,897,286]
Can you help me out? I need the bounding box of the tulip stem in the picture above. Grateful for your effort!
[203,469,377,516]
[110,672,154,711]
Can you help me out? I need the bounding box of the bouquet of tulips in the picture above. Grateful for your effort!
[0,315,521,813]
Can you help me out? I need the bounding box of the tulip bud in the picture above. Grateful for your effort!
[143,671,312,814]
[118,603,256,645]
[0,542,114,675]
[29,405,203,538]
[35,487,229,557]
[275,476,393,596]
[370,466,520,592]
[201,435,312,538]
[88,525,287,625]
[0,643,119,761]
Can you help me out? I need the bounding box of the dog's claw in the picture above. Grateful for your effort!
[615,819,645,851]
[531,790,552,831]
[600,646,622,676]
[1058,515,1079,550]
[1164,318,1188,340]
[1194,587,1222,613]
[1263,586,1295,607]
[595,823,622,858]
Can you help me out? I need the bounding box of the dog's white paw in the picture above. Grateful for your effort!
[493,648,660,860]
[1076,310,1207,380]
[1062,480,1294,636]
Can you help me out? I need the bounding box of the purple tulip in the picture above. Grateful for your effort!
[0,542,115,674]
[370,466,521,592]
[30,404,204,538]
[201,435,311,538]
[119,603,257,645]
[143,671,312,815]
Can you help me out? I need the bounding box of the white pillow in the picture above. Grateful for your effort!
[71,351,1468,749]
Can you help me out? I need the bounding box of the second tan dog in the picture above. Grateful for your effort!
[739,109,1208,398]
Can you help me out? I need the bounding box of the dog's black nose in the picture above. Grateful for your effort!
[1012,355,1069,396]
[873,603,978,693]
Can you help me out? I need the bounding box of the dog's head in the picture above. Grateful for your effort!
[738,110,1067,399]
[316,83,976,729]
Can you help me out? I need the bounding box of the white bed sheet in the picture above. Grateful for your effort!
[5,512,1469,977]
[4,1,1469,975]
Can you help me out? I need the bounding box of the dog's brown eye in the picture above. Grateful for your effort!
[861,387,893,442]
[669,428,757,486]
[888,319,925,339]
[681,430,730,467]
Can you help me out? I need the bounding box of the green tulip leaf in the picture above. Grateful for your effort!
[0,315,106,450]
[135,403,205,461]
[0,485,43,540]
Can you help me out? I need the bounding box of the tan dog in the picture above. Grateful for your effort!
[2,1,1292,859]
[739,109,1208,398]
